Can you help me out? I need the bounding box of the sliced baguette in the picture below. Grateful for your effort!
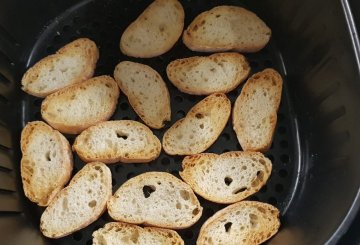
[73,120,161,164]
[114,61,171,129]
[92,222,184,245]
[120,0,184,58]
[40,162,112,238]
[41,75,119,134]
[20,121,73,206]
[183,6,271,53]
[167,53,250,95]
[21,38,99,97]
[180,151,272,204]
[197,201,280,245]
[233,68,283,152]
[163,93,231,155]
[107,172,202,229]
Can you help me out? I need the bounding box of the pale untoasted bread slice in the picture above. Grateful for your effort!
[197,201,280,245]
[163,93,231,155]
[233,68,283,152]
[180,151,272,204]
[73,120,161,164]
[107,172,202,229]
[114,61,171,129]
[40,162,112,238]
[20,121,73,206]
[92,222,184,245]
[21,38,99,97]
[183,6,271,53]
[120,0,184,58]
[41,75,119,134]
[167,53,250,95]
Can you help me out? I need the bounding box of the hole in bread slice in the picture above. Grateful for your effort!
[224,177,233,186]
[116,131,128,140]
[142,185,156,198]
[232,187,247,194]
[224,222,232,232]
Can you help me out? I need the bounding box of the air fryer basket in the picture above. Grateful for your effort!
[0,0,360,244]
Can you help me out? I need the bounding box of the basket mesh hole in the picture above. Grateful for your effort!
[281,154,290,163]
[115,165,122,173]
[279,169,288,178]
[175,95,183,103]
[268,197,277,205]
[120,102,129,110]
[221,133,230,141]
[275,184,284,193]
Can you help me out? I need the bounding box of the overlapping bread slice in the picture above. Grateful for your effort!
[163,93,231,155]
[41,75,119,134]
[183,6,271,53]
[20,121,73,206]
[180,151,272,204]
[166,53,250,95]
[114,61,171,129]
[197,201,280,245]
[107,172,202,229]
[40,162,112,238]
[93,222,184,245]
[73,120,161,164]
[233,68,283,152]
[21,38,99,97]
[120,0,184,58]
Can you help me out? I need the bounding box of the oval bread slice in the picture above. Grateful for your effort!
[20,121,73,206]
[21,38,99,97]
[120,0,184,58]
[40,162,112,238]
[163,93,231,155]
[107,172,203,229]
[183,6,271,53]
[93,222,184,245]
[41,75,119,134]
[180,151,272,204]
[167,53,250,95]
[73,120,161,164]
[233,68,283,152]
[114,61,171,129]
[197,201,280,245]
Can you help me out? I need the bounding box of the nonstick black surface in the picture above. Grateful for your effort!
[21,0,300,244]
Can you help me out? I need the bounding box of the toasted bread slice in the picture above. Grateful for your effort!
[20,121,73,206]
[93,222,184,245]
[197,201,280,245]
[233,68,282,152]
[167,53,250,95]
[73,120,161,164]
[40,162,112,238]
[183,6,271,53]
[120,0,184,58]
[21,38,99,97]
[114,61,171,129]
[163,93,231,155]
[180,151,272,204]
[41,75,119,134]
[107,172,202,229]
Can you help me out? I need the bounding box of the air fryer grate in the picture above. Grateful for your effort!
[22,0,300,244]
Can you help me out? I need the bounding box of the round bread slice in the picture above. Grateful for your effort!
[41,75,119,134]
[40,162,112,238]
[166,53,250,95]
[163,93,231,155]
[21,38,99,97]
[180,151,272,204]
[114,61,171,129]
[20,121,73,206]
[233,68,283,152]
[197,201,280,245]
[120,0,184,58]
[73,120,161,164]
[183,6,271,53]
[107,172,203,229]
[93,222,184,245]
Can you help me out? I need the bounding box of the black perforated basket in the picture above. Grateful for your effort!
[0,0,360,244]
